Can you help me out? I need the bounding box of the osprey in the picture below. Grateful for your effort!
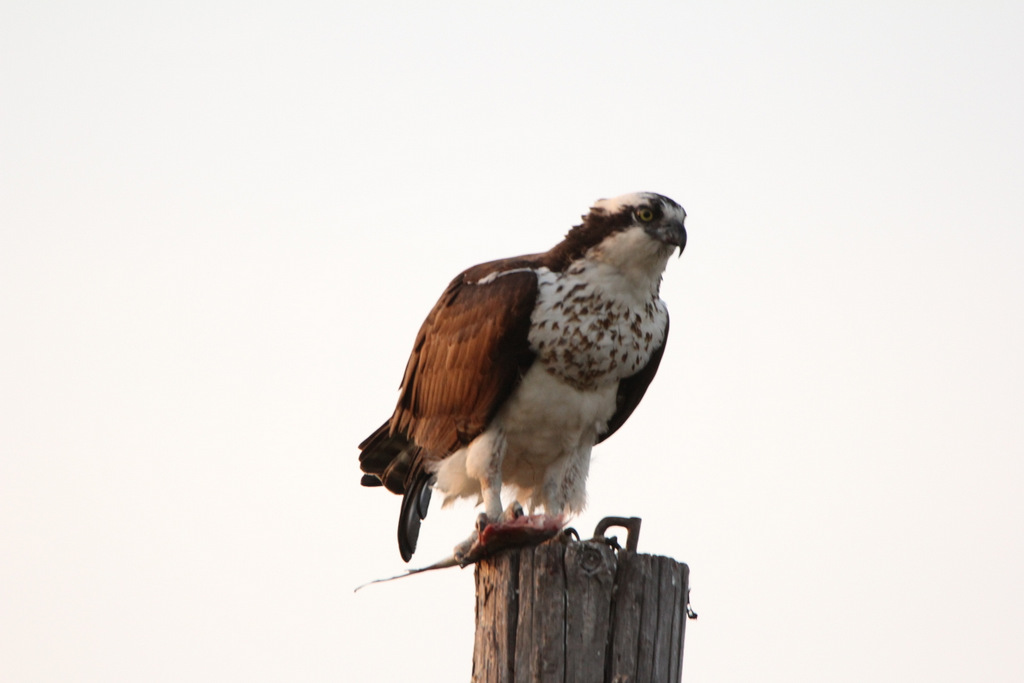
[359,192,687,562]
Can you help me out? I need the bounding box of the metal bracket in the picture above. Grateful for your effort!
[592,516,642,552]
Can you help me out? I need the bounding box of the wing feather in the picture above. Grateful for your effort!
[394,266,538,458]
[360,259,540,498]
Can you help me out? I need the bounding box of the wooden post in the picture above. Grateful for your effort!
[472,525,692,683]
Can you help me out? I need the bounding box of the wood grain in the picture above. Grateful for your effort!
[473,539,690,682]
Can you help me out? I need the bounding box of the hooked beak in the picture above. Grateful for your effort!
[656,219,687,256]
[675,223,687,256]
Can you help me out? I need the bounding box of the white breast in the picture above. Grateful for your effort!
[528,265,668,390]
[501,363,618,512]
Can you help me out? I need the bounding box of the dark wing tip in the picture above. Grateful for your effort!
[597,317,669,444]
[398,473,434,562]
[360,474,383,487]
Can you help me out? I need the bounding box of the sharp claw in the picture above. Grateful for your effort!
[453,528,480,566]
[501,501,524,522]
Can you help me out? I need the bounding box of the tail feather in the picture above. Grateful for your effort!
[398,471,433,562]
[359,421,435,561]
[359,422,419,495]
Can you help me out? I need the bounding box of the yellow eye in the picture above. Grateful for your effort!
[636,207,655,222]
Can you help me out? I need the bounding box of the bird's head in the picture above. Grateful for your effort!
[552,192,687,279]
[591,192,687,256]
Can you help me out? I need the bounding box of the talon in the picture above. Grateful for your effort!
[500,501,524,522]
[453,529,480,566]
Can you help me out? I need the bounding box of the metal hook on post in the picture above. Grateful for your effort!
[592,516,642,552]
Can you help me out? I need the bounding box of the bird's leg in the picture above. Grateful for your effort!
[454,431,506,563]
[539,445,589,517]
[480,480,505,522]
[454,430,565,565]
[465,427,506,520]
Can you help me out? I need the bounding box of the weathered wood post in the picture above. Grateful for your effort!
[472,517,693,683]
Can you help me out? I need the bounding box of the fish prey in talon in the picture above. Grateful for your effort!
[358,192,687,562]
[354,513,566,591]
[454,507,566,566]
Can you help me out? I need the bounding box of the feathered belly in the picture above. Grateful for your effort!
[496,364,617,492]
[429,363,616,513]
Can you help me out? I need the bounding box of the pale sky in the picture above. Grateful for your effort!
[2,2,1023,681]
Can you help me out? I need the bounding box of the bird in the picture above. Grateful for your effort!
[359,192,687,562]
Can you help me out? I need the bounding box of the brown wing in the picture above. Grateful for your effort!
[359,258,540,493]
[597,314,669,444]
[393,263,539,456]
[358,260,538,562]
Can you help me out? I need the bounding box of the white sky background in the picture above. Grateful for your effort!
[2,1,1022,681]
